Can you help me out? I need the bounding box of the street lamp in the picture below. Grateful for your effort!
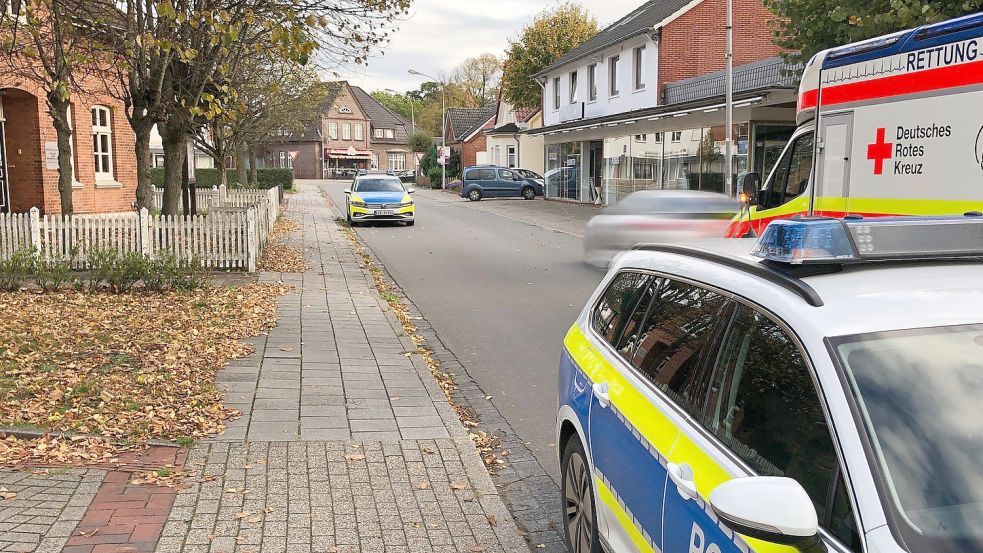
[384,88,415,134]
[408,69,446,189]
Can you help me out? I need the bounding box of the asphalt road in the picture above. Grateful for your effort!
[320,182,604,483]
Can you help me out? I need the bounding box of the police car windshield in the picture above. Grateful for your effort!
[355,178,403,193]
[832,324,983,553]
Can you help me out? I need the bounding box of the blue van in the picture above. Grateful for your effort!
[460,166,544,201]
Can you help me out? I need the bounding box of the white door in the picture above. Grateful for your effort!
[816,112,854,216]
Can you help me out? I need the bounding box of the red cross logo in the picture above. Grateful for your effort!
[867,127,893,175]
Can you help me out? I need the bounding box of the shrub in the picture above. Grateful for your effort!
[30,250,76,292]
[144,252,178,293]
[0,249,33,292]
[427,166,445,188]
[150,168,294,190]
[173,256,210,291]
[86,249,149,293]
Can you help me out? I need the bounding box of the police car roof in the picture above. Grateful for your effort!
[613,239,983,338]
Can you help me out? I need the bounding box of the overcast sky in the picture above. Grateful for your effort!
[339,0,644,94]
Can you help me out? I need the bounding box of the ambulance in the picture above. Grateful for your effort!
[727,12,983,237]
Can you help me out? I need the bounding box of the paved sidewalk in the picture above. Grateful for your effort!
[157,183,530,552]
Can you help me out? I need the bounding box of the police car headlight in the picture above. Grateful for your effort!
[399,201,414,207]
[350,201,367,208]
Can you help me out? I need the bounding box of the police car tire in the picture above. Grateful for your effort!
[406,220,415,226]
[561,436,601,553]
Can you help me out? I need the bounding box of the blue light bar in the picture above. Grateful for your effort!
[752,215,983,265]
[751,218,857,264]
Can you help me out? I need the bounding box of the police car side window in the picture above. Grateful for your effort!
[591,272,652,347]
[629,279,729,417]
[708,305,857,549]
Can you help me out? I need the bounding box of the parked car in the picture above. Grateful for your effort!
[515,169,545,187]
[583,190,739,268]
[461,165,543,201]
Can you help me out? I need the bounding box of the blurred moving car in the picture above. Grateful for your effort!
[515,169,545,187]
[583,190,738,267]
[461,165,543,201]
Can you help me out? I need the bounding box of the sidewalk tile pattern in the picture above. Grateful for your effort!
[0,468,104,553]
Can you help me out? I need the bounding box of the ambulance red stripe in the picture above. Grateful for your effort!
[799,58,983,111]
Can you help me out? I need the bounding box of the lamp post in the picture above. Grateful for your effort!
[408,69,446,189]
[384,88,415,134]
[725,0,735,197]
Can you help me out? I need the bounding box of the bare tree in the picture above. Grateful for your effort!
[453,54,500,108]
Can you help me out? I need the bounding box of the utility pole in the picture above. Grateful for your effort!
[725,0,735,197]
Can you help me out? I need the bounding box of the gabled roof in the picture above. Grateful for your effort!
[267,120,323,143]
[485,122,522,135]
[349,85,412,144]
[446,105,497,142]
[533,0,696,78]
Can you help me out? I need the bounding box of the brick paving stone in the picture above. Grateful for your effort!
[0,468,104,553]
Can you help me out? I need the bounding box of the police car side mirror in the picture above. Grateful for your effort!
[407,188,416,194]
[709,477,819,546]
[343,189,352,195]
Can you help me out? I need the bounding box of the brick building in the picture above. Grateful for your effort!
[444,105,496,170]
[529,0,798,205]
[0,75,137,214]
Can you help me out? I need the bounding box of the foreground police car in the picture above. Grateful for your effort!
[344,173,415,226]
[557,215,983,553]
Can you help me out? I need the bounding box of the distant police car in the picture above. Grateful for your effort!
[344,173,416,226]
[557,215,983,553]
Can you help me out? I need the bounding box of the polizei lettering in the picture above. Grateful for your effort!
[907,39,980,70]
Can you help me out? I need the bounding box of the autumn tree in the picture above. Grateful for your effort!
[765,0,982,65]
[453,53,500,108]
[0,0,101,214]
[370,90,414,120]
[501,3,598,111]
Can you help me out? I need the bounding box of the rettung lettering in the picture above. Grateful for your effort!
[907,39,980,71]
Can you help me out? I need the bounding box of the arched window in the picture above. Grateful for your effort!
[91,106,113,180]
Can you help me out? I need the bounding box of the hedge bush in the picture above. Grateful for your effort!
[150,168,294,190]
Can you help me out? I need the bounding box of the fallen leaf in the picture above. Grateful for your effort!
[413,481,429,490]
[450,482,468,490]
[0,487,15,500]
[468,545,484,552]
[486,515,497,527]
[345,454,365,462]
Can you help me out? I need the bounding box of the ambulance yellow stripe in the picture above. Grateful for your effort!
[750,195,983,219]
[565,325,796,553]
[595,475,659,553]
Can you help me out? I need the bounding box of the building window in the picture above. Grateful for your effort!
[329,122,338,140]
[569,70,578,104]
[588,63,597,102]
[552,77,560,110]
[342,123,351,140]
[609,55,620,96]
[633,46,646,90]
[374,128,383,139]
[154,154,165,167]
[635,134,647,143]
[91,106,113,179]
[354,123,363,141]
[672,131,682,142]
[654,132,663,142]
[388,153,406,171]
[371,154,379,169]
[507,145,516,168]
[384,129,395,139]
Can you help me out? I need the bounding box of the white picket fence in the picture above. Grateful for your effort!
[0,185,281,271]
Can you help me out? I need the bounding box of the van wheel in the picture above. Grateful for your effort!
[467,189,482,202]
[562,436,601,553]
[521,186,536,200]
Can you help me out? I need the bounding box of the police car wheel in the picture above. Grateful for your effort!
[562,437,600,553]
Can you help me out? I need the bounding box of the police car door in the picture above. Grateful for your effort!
[661,302,863,553]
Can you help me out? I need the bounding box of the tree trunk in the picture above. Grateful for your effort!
[133,121,154,210]
[236,148,248,188]
[47,95,74,215]
[249,148,258,185]
[160,124,187,216]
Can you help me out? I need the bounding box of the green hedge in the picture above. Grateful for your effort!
[150,168,294,190]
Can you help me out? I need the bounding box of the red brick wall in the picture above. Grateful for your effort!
[2,71,138,214]
[658,0,782,93]
[461,134,487,169]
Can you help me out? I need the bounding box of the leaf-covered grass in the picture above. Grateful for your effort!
[0,284,287,465]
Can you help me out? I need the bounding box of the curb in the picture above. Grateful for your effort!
[0,425,182,448]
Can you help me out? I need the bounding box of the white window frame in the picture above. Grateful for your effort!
[342,123,351,140]
[633,46,646,90]
[278,151,285,168]
[672,131,682,142]
[569,70,578,104]
[507,145,517,168]
[384,129,395,139]
[635,134,647,143]
[371,153,379,169]
[609,55,620,97]
[91,105,114,182]
[552,77,560,110]
[374,128,384,139]
[654,132,663,143]
[354,123,363,141]
[329,122,338,140]
[588,63,597,102]
[388,153,406,171]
